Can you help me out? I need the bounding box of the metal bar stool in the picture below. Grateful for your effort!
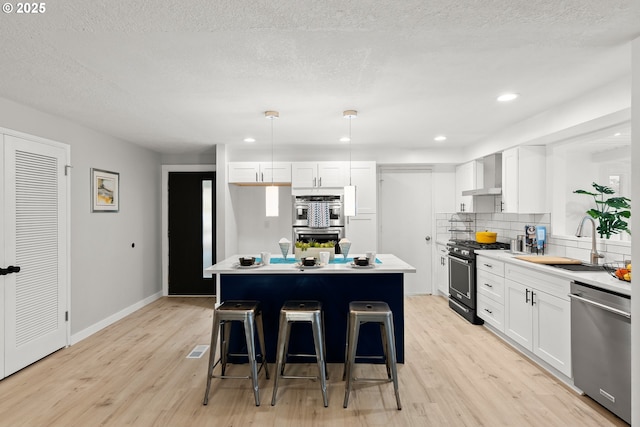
[271,300,329,407]
[203,300,270,406]
[343,301,401,410]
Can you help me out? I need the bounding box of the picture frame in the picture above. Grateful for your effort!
[91,168,119,212]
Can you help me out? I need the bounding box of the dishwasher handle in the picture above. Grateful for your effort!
[568,293,631,319]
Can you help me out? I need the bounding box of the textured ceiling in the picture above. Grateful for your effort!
[0,0,638,154]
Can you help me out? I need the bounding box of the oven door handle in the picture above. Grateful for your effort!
[446,254,472,265]
[448,298,470,313]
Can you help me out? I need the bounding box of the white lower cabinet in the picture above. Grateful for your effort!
[434,243,449,296]
[503,264,572,377]
[476,256,505,332]
[477,295,505,331]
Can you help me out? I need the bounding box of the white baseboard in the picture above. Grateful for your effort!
[70,291,163,345]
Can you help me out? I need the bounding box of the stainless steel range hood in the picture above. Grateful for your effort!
[462,153,502,196]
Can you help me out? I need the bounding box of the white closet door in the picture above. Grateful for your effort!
[3,134,68,378]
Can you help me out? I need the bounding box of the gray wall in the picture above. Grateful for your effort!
[0,97,162,337]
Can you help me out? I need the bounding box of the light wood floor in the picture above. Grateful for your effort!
[0,295,628,427]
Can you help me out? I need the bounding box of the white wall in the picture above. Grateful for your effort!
[230,185,293,254]
[630,35,639,427]
[0,97,162,338]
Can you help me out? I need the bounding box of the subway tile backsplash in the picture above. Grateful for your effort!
[435,211,631,263]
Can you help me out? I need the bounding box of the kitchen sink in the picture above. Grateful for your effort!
[549,263,605,272]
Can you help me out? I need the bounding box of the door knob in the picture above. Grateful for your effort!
[425,236,431,241]
[0,265,21,276]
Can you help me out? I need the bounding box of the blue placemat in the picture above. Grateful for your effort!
[258,257,381,264]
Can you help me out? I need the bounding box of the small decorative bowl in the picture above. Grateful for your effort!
[354,257,369,266]
[302,257,317,266]
[239,256,256,267]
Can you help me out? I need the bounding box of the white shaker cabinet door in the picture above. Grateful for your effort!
[228,162,260,183]
[504,280,533,350]
[317,162,346,187]
[532,290,572,376]
[291,162,319,188]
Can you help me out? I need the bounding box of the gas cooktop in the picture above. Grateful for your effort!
[448,239,510,251]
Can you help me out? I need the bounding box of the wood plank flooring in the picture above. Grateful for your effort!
[0,295,628,426]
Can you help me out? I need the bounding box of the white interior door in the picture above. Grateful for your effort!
[2,134,68,378]
[378,167,433,295]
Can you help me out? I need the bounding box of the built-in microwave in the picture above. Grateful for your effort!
[292,195,344,227]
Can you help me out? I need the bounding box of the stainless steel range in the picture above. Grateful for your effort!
[447,239,509,324]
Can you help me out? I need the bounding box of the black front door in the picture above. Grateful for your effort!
[168,172,216,295]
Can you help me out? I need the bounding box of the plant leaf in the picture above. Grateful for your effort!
[605,197,631,209]
[574,190,598,196]
[592,182,615,194]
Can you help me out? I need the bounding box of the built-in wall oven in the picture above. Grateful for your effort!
[447,240,509,324]
[292,195,345,253]
[293,227,345,253]
[293,195,344,227]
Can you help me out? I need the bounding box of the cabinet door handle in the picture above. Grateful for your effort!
[319,177,322,187]
[525,288,530,303]
[484,283,493,288]
[484,308,493,315]
[484,263,493,268]
[313,177,317,187]
[261,172,264,182]
[531,291,536,306]
[255,172,258,182]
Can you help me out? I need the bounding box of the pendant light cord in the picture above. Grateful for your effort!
[271,116,274,185]
[348,116,352,186]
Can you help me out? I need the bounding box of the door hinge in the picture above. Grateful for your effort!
[64,165,73,176]
[65,311,69,321]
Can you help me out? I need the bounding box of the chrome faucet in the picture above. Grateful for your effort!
[575,216,604,265]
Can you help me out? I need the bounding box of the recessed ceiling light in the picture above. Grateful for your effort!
[340,137,350,143]
[243,137,256,143]
[613,132,622,137]
[434,135,447,142]
[497,93,519,102]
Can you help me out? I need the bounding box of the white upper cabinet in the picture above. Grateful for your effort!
[228,162,291,184]
[455,161,475,212]
[291,162,346,188]
[501,146,546,213]
[455,160,492,213]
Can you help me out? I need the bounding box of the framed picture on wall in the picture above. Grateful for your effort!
[91,168,119,212]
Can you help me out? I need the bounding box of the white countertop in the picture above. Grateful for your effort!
[206,253,416,275]
[475,250,631,296]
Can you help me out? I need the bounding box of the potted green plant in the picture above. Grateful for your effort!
[574,182,631,238]
[294,240,336,260]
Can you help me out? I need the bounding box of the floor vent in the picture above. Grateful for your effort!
[187,344,209,359]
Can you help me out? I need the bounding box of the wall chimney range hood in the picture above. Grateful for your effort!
[462,153,502,196]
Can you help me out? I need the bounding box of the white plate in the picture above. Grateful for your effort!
[233,262,263,269]
[350,263,375,269]
[295,263,325,269]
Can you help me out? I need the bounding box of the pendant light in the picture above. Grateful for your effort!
[343,110,357,217]
[265,110,279,217]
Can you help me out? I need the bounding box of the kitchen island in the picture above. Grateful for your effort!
[205,254,415,363]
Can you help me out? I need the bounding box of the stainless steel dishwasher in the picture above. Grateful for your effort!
[569,281,631,424]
